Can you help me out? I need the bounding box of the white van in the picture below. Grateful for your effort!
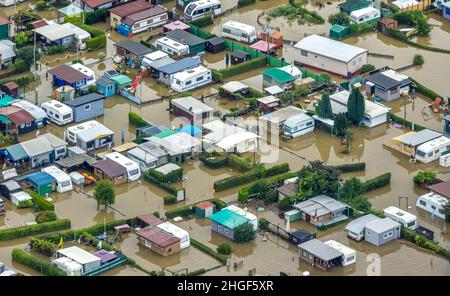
[104,152,141,182]
[171,65,211,92]
[155,37,190,56]
[350,7,380,25]
[383,206,417,229]
[41,166,73,193]
[415,136,450,163]
[184,0,222,21]
[221,20,257,43]
[41,100,73,126]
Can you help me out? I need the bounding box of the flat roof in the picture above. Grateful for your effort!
[115,40,152,57]
[298,239,343,261]
[261,68,295,84]
[345,214,381,234]
[136,227,180,247]
[261,106,306,125]
[64,93,105,107]
[92,159,127,177]
[294,34,367,63]
[48,64,88,84]
[123,5,167,26]
[57,246,101,265]
[172,65,210,82]
[154,163,181,175]
[21,137,53,157]
[25,171,55,186]
[396,129,442,147]
[208,208,249,229]
[157,57,201,75]
[171,96,213,114]
[165,29,206,47]
[221,81,249,93]
[108,0,153,17]
[216,131,259,151]
[365,217,400,233]
[137,213,164,226]
[35,23,75,41]
[324,240,356,257]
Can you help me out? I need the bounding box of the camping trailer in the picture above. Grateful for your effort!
[184,0,222,21]
[170,65,211,92]
[283,114,315,138]
[41,100,73,126]
[416,192,448,220]
[104,152,141,182]
[53,257,83,276]
[70,63,97,86]
[41,165,73,193]
[324,240,356,267]
[221,20,257,43]
[383,206,417,229]
[415,136,450,163]
[350,7,381,25]
[155,37,190,56]
[156,221,190,249]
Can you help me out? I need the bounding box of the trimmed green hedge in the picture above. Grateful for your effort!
[190,238,228,264]
[387,112,426,132]
[265,163,290,177]
[189,16,213,28]
[389,29,450,55]
[12,248,66,276]
[410,78,443,101]
[143,173,178,195]
[164,195,177,205]
[25,189,54,211]
[332,162,366,173]
[214,56,267,81]
[188,268,207,276]
[128,112,149,128]
[85,8,108,24]
[146,166,183,184]
[165,198,227,219]
[238,0,256,6]
[362,173,391,192]
[0,219,71,241]
[199,152,229,169]
[65,19,106,50]
[402,227,450,260]
[228,154,253,172]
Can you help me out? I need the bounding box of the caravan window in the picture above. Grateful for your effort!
[439,209,444,214]
[61,181,71,187]
[63,114,71,120]
[56,148,66,154]
[84,104,91,111]
[55,114,60,119]
[306,121,313,127]
[431,205,436,210]
[427,152,433,157]
[419,200,426,206]
[301,50,308,57]
[186,4,196,15]
[242,33,248,38]
[416,150,426,158]
[129,169,139,176]
[186,80,192,86]
[196,76,203,82]
[223,28,231,34]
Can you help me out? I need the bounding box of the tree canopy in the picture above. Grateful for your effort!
[334,113,348,137]
[347,87,365,123]
[94,180,116,210]
[234,222,256,243]
[316,93,333,119]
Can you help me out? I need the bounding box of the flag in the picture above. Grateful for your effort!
[58,237,63,249]
[313,209,318,222]
[132,70,142,90]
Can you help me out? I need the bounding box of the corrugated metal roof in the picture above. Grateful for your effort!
[365,217,400,233]
[64,93,105,107]
[92,158,126,177]
[108,0,153,17]
[157,57,201,75]
[5,144,28,161]
[115,40,152,57]
[427,181,450,199]
[208,209,249,229]
[136,227,180,247]
[261,68,295,84]
[298,238,343,261]
[48,64,88,84]
[165,29,206,47]
[21,137,53,157]
[397,129,442,147]
[345,214,381,234]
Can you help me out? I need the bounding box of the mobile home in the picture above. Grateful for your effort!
[416,192,448,220]
[156,221,190,249]
[364,218,401,246]
[104,152,141,182]
[53,257,83,276]
[70,63,97,86]
[283,113,315,138]
[324,240,356,267]
[184,0,222,21]
[171,65,212,92]
[55,246,101,274]
[64,121,114,151]
[10,191,32,207]
[414,136,450,163]
[41,165,73,193]
[350,7,380,25]
[221,20,257,43]
[155,37,190,56]
[41,100,73,126]
[0,0,28,7]
[61,23,91,50]
[383,206,417,229]
[345,214,382,241]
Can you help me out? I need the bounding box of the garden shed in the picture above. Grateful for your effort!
[24,171,55,196]
[329,24,349,40]
[195,201,216,218]
[206,36,226,54]
[230,50,251,65]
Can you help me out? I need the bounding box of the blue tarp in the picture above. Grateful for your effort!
[25,172,55,186]
[4,144,28,161]
[177,125,202,136]
[156,57,201,75]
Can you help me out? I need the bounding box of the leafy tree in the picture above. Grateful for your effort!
[338,177,372,212]
[334,113,348,137]
[93,180,116,210]
[316,93,332,119]
[15,32,30,48]
[217,243,232,255]
[258,218,269,230]
[413,54,424,65]
[413,170,437,186]
[16,46,40,66]
[278,90,296,105]
[360,64,375,74]
[328,12,350,25]
[234,222,256,243]
[278,196,292,210]
[347,87,365,123]
[263,189,278,204]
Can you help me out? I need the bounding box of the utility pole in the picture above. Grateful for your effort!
[33,29,36,81]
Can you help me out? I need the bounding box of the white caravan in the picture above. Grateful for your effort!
[104,152,141,182]
[221,20,257,43]
[171,65,211,92]
[383,206,417,229]
[41,100,73,126]
[184,0,222,21]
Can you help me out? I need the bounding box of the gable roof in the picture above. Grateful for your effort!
[92,158,127,177]
[64,93,105,107]
[427,181,450,199]
[48,64,88,84]
[83,0,113,9]
[165,29,206,47]
[293,34,367,63]
[156,57,201,74]
[171,96,213,114]
[108,0,153,18]
[136,227,180,247]
[114,39,152,57]
[21,137,53,157]
[0,106,35,125]
[366,72,400,90]
[38,133,67,148]
[122,6,167,26]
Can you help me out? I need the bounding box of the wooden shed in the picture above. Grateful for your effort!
[195,201,216,218]
[329,24,349,40]
[230,50,251,65]
[377,18,398,36]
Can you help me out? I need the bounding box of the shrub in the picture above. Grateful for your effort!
[153,211,160,218]
[328,12,350,25]
[143,173,177,195]
[332,162,366,173]
[25,189,54,211]
[164,195,177,205]
[191,238,229,264]
[227,154,253,172]
[413,54,424,65]
[362,173,391,192]
[265,163,290,177]
[360,64,375,74]
[165,199,227,219]
[128,112,149,128]
[413,170,437,186]
[12,248,66,276]
[214,168,263,192]
[199,152,228,169]
[402,228,450,260]
[188,268,207,276]
[97,52,106,60]
[46,45,65,55]
[189,16,213,28]
[234,222,256,243]
[0,219,71,241]
[212,69,224,82]
[218,56,267,80]
[146,166,183,184]
[264,189,278,204]
[238,0,256,7]
[217,243,232,255]
[35,0,48,11]
[35,211,58,224]
[278,197,292,211]
[258,218,269,230]
[18,199,33,209]
[85,8,108,25]
[87,84,97,93]
[30,237,57,256]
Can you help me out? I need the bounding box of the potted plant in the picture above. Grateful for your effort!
[413,170,437,188]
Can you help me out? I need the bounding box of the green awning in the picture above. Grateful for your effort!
[261,68,295,84]
[0,96,14,107]
[0,115,11,124]
[154,129,177,138]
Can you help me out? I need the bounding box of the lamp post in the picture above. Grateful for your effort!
[183,176,188,201]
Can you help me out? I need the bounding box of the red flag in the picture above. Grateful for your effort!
[131,70,142,90]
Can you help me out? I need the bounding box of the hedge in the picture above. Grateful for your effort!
[85,8,108,25]
[332,162,366,173]
[387,112,426,132]
[30,237,57,256]
[12,248,66,276]
[0,219,71,241]
[165,198,227,219]
[410,78,443,101]
[189,16,213,28]
[25,189,54,211]
[362,173,391,192]
[164,195,177,205]
[65,20,106,50]
[146,166,183,184]
[402,228,450,260]
[389,29,450,55]
[188,268,207,276]
[227,154,253,172]
[128,112,149,128]
[199,152,229,169]
[190,238,228,264]
[214,56,267,81]
[214,163,289,192]
[143,173,178,195]
[238,0,256,7]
